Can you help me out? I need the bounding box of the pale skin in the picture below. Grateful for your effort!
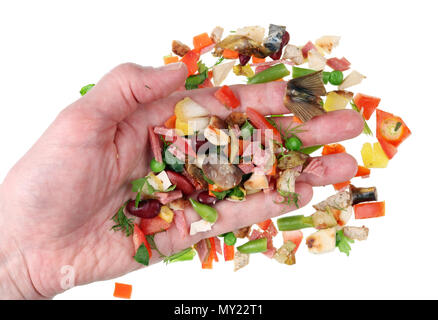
[0,62,363,299]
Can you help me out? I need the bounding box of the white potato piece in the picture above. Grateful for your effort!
[306,228,336,254]
[315,35,341,54]
[175,97,210,120]
[212,61,235,86]
[339,70,366,90]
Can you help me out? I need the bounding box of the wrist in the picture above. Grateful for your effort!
[0,186,45,299]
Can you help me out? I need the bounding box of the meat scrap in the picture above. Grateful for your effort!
[172,40,191,57]
[234,226,251,238]
[343,226,369,241]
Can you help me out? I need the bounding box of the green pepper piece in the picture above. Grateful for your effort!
[299,145,322,155]
[237,238,268,254]
[247,64,290,84]
[189,198,218,223]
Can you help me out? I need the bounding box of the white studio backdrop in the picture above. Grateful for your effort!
[0,0,436,299]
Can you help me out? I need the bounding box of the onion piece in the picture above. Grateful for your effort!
[339,70,366,90]
[174,97,209,121]
[315,35,341,54]
[212,61,235,86]
[307,49,326,70]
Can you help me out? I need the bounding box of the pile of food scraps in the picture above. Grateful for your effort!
[81,24,411,272]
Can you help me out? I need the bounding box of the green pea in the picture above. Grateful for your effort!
[189,198,218,223]
[224,232,237,246]
[285,136,303,151]
[150,158,166,173]
[329,71,343,86]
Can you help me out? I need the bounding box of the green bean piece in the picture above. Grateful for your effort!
[237,238,268,254]
[277,215,314,231]
[189,199,218,223]
[247,64,290,84]
[299,145,322,155]
[292,67,330,84]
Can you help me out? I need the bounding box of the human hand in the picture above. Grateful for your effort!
[0,62,362,299]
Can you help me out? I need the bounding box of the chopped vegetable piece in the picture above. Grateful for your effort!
[150,158,165,173]
[353,93,381,120]
[214,85,240,109]
[282,230,303,254]
[299,145,322,154]
[328,70,344,85]
[273,241,296,265]
[163,55,179,65]
[224,244,235,261]
[339,70,366,90]
[189,198,218,223]
[292,66,330,84]
[378,138,398,160]
[301,41,316,58]
[336,229,354,256]
[222,49,239,59]
[354,201,385,219]
[333,181,351,191]
[277,215,314,231]
[212,61,235,86]
[164,248,196,264]
[324,90,353,111]
[350,101,373,135]
[181,50,200,76]
[164,115,176,129]
[237,238,268,254]
[306,228,336,254]
[224,232,237,246]
[80,84,95,96]
[361,142,389,168]
[193,32,214,50]
[376,109,411,148]
[134,243,150,266]
[252,56,265,64]
[322,143,346,155]
[158,205,174,223]
[132,224,152,258]
[246,107,282,144]
[285,136,302,151]
[257,219,273,231]
[355,165,371,178]
[113,283,132,299]
[247,63,290,84]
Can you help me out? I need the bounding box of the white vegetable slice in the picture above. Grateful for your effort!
[190,219,214,236]
[308,49,326,70]
[339,70,366,90]
[187,117,210,133]
[212,61,235,86]
[204,125,229,146]
[174,97,210,120]
[306,227,336,254]
[156,171,172,191]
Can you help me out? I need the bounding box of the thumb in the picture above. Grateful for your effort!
[78,62,187,123]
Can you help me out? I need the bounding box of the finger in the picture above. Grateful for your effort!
[270,110,364,147]
[74,62,188,124]
[297,153,358,186]
[143,81,288,124]
[153,182,313,256]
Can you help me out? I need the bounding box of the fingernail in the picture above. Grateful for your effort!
[157,62,184,71]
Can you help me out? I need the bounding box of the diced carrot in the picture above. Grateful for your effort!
[193,32,214,50]
[163,55,179,65]
[201,253,213,269]
[252,56,266,64]
[113,283,132,299]
[224,244,234,261]
[355,165,371,178]
[333,180,351,191]
[181,50,200,76]
[292,116,303,124]
[322,143,346,155]
[164,115,177,129]
[209,237,219,262]
[257,219,273,231]
[222,49,239,59]
[354,201,385,219]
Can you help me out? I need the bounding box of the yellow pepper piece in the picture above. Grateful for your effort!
[175,118,193,136]
[324,91,350,111]
[233,64,254,78]
[361,142,389,168]
[159,206,174,223]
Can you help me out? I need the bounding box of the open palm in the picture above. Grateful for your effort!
[0,62,363,298]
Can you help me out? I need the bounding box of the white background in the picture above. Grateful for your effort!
[0,0,436,299]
